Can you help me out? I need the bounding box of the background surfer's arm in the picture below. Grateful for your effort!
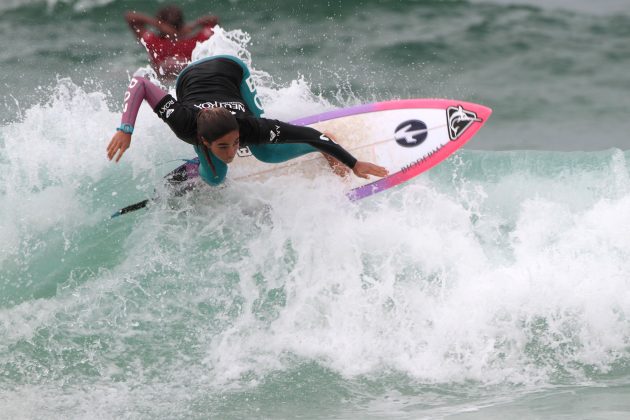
[125,11,177,39]
[182,15,219,37]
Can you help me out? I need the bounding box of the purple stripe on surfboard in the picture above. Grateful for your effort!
[289,98,483,126]
[290,103,378,126]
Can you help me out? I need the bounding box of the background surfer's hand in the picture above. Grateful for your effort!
[107,131,132,162]
[352,161,389,179]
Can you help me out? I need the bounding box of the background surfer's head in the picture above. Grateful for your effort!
[197,108,240,164]
[156,5,184,31]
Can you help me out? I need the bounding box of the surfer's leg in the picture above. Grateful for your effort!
[249,130,350,176]
[248,143,318,163]
[194,145,228,185]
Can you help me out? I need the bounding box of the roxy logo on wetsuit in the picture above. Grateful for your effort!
[269,124,281,142]
[194,101,246,113]
[158,98,175,119]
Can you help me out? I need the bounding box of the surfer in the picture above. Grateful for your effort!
[106,55,388,185]
[125,5,218,79]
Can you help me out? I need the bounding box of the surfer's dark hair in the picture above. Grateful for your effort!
[196,108,239,144]
[157,5,184,31]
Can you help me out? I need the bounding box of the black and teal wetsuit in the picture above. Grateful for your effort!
[152,55,357,185]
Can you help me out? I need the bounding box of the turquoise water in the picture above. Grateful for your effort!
[1,0,630,419]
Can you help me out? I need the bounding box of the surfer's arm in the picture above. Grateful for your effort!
[248,118,388,179]
[106,75,169,162]
[282,123,388,179]
[181,15,219,37]
[125,11,177,39]
[153,94,198,144]
[257,119,358,168]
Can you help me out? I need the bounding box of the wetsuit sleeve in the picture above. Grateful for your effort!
[119,75,168,129]
[153,94,198,144]
[242,118,358,168]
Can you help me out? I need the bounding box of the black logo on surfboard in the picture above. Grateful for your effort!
[447,105,482,141]
[394,120,428,147]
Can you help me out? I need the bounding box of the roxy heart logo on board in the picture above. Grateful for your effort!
[447,105,482,140]
[394,120,428,147]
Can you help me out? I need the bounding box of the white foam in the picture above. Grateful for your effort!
[200,159,630,387]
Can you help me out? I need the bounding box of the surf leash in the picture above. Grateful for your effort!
[110,158,197,219]
[111,198,152,218]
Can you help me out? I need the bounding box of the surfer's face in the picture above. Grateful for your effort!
[204,130,240,163]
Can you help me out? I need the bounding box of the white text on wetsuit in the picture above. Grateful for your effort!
[122,78,139,113]
[194,101,246,113]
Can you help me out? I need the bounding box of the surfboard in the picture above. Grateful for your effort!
[111,98,491,217]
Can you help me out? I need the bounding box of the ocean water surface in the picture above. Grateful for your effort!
[1,0,629,418]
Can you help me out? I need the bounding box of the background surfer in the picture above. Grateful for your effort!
[106,56,388,183]
[125,5,219,79]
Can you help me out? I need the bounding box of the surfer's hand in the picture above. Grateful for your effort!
[352,161,389,179]
[107,131,131,162]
